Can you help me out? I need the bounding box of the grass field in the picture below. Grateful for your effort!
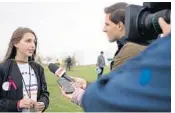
[44,65,109,112]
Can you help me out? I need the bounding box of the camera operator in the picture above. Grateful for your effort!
[60,17,171,112]
[68,2,149,90]
[104,3,147,70]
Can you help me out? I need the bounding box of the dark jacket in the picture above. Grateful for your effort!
[0,59,49,112]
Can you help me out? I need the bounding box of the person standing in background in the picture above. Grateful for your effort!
[66,56,72,71]
[96,51,106,79]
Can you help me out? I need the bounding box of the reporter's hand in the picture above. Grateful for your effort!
[59,86,85,104]
[159,17,171,37]
[34,102,45,112]
[59,86,73,100]
[18,98,34,109]
[71,77,87,89]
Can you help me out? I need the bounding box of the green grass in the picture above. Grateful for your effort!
[44,65,109,112]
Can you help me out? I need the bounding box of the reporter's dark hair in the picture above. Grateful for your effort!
[104,2,128,14]
[110,9,125,24]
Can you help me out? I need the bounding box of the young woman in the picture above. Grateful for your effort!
[0,27,49,112]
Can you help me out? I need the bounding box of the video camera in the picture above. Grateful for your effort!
[125,2,171,44]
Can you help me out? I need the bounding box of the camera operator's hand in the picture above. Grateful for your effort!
[159,17,171,37]
[71,77,87,89]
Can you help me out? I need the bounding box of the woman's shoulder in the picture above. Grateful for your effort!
[0,62,3,77]
[0,60,9,68]
[0,59,15,71]
[0,62,3,70]
[0,61,3,66]
[0,60,8,74]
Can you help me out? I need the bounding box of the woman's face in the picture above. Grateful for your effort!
[14,32,36,58]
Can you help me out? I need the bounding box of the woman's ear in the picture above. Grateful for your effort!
[14,43,19,49]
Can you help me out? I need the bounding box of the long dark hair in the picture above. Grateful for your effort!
[4,27,37,61]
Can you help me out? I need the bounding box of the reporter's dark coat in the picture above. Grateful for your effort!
[0,59,49,112]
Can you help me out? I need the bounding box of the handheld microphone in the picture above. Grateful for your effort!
[48,63,74,82]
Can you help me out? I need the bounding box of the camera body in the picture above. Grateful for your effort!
[125,2,171,44]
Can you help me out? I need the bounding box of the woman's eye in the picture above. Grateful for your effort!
[26,39,31,42]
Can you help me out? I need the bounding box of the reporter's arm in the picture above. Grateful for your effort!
[71,88,85,106]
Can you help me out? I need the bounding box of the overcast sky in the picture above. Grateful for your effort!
[0,1,143,65]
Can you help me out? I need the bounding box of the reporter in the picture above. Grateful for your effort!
[0,27,49,112]
[70,17,171,90]
[60,18,171,112]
